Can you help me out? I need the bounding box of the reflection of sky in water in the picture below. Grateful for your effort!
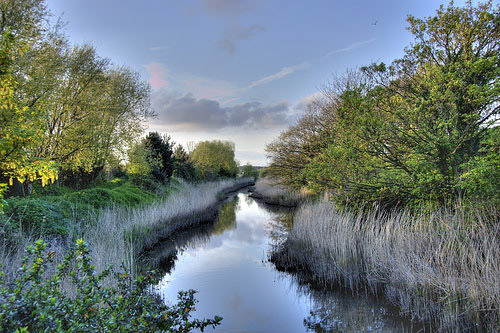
[153,192,416,332]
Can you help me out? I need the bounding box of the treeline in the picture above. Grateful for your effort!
[267,1,500,208]
[0,0,242,205]
[0,0,150,196]
[127,135,240,190]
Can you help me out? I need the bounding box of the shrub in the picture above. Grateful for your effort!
[3,198,69,236]
[0,239,222,332]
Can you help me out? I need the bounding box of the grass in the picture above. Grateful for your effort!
[250,177,310,207]
[272,199,500,330]
[0,178,254,284]
[1,178,176,237]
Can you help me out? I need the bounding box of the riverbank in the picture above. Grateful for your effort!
[249,177,309,207]
[0,178,254,281]
[271,199,500,331]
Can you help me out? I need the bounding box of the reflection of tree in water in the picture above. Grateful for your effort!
[139,195,240,275]
[267,212,294,247]
[212,196,239,235]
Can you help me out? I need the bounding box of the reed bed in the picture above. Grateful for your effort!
[84,178,253,274]
[273,200,500,330]
[250,177,309,207]
[0,178,253,282]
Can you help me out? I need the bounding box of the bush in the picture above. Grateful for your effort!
[0,239,222,332]
[3,198,70,236]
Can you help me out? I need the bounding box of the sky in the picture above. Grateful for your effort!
[46,0,475,166]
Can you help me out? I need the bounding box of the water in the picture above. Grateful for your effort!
[144,191,418,332]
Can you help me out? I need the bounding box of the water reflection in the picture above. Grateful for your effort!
[144,191,418,332]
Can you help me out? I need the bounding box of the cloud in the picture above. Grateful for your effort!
[144,62,169,89]
[326,38,376,56]
[294,91,323,112]
[144,62,242,100]
[149,45,168,51]
[249,62,310,88]
[150,90,292,131]
[217,24,265,54]
[201,0,257,16]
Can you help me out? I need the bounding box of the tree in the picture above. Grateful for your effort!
[267,1,500,207]
[191,141,238,179]
[172,145,197,180]
[126,140,160,189]
[241,164,259,179]
[143,132,175,184]
[1,0,152,188]
[0,30,57,205]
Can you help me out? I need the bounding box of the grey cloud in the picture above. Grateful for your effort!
[201,0,257,16]
[217,24,265,54]
[151,90,291,131]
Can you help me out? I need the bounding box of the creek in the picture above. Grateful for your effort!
[142,190,417,332]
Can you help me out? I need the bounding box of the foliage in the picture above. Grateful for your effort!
[1,0,151,190]
[0,29,57,209]
[191,140,238,179]
[241,164,259,179]
[0,239,222,332]
[1,179,164,240]
[144,132,175,184]
[173,145,198,181]
[267,1,500,207]
[2,197,69,236]
[126,141,161,190]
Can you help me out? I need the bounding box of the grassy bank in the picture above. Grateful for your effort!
[272,200,500,330]
[249,177,309,207]
[0,178,253,280]
[0,177,252,331]
[1,178,178,239]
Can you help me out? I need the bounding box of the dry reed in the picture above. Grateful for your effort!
[250,177,309,207]
[273,199,500,330]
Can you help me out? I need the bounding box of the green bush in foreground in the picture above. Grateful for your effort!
[0,239,222,332]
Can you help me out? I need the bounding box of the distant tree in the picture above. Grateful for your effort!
[126,140,160,189]
[241,164,259,179]
[191,141,238,179]
[172,145,197,180]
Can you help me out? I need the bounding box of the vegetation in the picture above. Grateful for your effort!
[251,177,309,207]
[273,200,500,330]
[191,140,239,179]
[265,1,500,329]
[0,1,250,330]
[267,1,500,208]
[0,239,221,332]
[240,163,260,179]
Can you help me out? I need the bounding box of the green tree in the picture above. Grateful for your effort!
[268,1,500,207]
[144,132,175,183]
[191,140,238,179]
[0,30,57,207]
[172,145,198,180]
[241,163,259,179]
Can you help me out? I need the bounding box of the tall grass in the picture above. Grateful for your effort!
[273,199,500,330]
[250,177,309,207]
[0,178,254,283]
[84,178,253,275]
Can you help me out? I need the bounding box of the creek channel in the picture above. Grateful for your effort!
[141,189,419,332]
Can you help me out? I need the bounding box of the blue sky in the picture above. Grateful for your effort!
[46,0,475,165]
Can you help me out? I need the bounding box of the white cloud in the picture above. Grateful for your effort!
[248,62,310,88]
[326,38,376,56]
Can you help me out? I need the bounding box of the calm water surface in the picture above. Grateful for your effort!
[145,191,417,332]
